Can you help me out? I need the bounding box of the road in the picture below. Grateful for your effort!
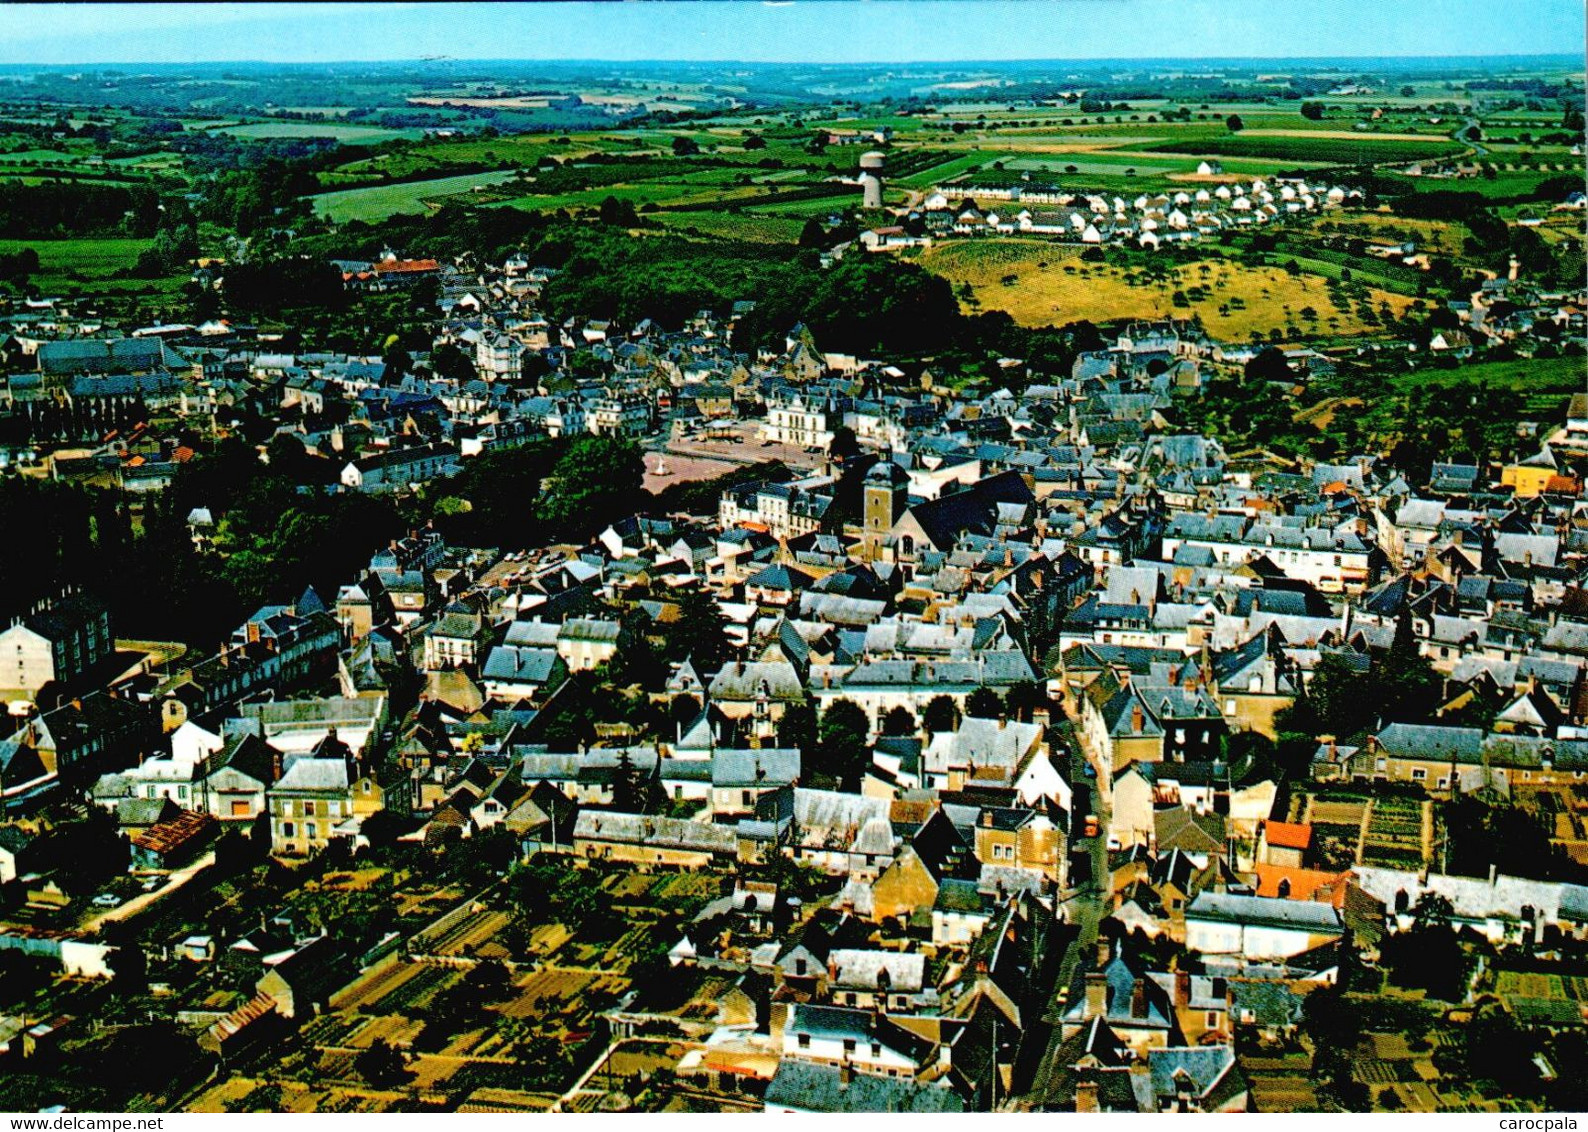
[80,851,217,934]
[1013,697,1112,1111]
[551,1036,694,1112]
[1455,115,1489,157]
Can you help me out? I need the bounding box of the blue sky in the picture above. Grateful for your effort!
[0,1,1583,65]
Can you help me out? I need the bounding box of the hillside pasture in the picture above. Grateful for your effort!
[309,169,523,222]
[919,239,1414,339]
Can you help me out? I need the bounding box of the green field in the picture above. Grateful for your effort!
[309,168,523,222]
[652,211,805,243]
[0,236,178,294]
[1145,134,1466,164]
[1387,355,1588,396]
[210,120,423,142]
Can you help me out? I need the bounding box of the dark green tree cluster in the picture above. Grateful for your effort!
[1443,795,1582,883]
[0,181,161,238]
[533,435,646,543]
[1277,615,1439,741]
[813,699,870,790]
[198,159,319,235]
[1379,894,1474,1001]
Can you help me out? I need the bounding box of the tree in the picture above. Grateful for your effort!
[965,687,1002,719]
[1226,114,1245,132]
[1300,102,1325,121]
[1245,345,1295,385]
[430,341,476,383]
[816,699,870,790]
[923,694,960,734]
[1004,680,1047,722]
[778,700,817,752]
[671,136,701,156]
[355,1039,408,1087]
[1382,893,1471,1001]
[881,706,916,736]
[672,587,731,678]
[535,435,644,540]
[828,424,860,460]
[612,748,647,812]
[1463,124,1483,142]
[743,134,767,150]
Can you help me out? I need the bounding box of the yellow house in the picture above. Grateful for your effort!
[1501,446,1575,498]
[1501,463,1557,498]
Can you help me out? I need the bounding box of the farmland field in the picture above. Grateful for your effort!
[210,120,424,142]
[919,239,1415,339]
[309,169,523,222]
[654,211,805,243]
[1143,134,1466,164]
[0,237,177,293]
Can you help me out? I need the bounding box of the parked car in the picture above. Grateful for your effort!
[91,893,121,908]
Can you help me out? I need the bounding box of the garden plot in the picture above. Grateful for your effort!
[1362,796,1430,870]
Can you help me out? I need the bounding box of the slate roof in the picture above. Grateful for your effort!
[764,1060,963,1113]
[1185,892,1344,934]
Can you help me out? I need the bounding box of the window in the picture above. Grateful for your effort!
[306,823,317,840]
[843,1038,857,1054]
[304,800,317,817]
[797,1033,810,1049]
[871,1042,881,1059]
[1411,768,1426,781]
[1206,1011,1220,1028]
[282,822,295,837]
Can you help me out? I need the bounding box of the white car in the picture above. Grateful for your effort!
[90,893,121,908]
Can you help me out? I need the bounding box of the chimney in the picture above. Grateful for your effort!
[1085,971,1107,1017]
[1489,863,1499,885]
[1131,704,1144,734]
[839,1062,853,1087]
[998,714,1007,731]
[1130,978,1148,1018]
[1175,969,1191,1006]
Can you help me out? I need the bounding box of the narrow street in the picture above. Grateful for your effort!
[1014,696,1112,1110]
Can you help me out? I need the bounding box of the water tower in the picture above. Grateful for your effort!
[859,151,885,209]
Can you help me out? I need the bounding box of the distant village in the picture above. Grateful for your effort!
[861,172,1366,253]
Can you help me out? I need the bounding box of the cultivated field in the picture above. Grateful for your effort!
[919,239,1415,338]
[0,236,179,295]
[309,169,524,222]
[209,121,423,142]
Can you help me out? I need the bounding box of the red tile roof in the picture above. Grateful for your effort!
[1263,821,1312,850]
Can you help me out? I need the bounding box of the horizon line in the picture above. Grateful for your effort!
[1,52,1584,69]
